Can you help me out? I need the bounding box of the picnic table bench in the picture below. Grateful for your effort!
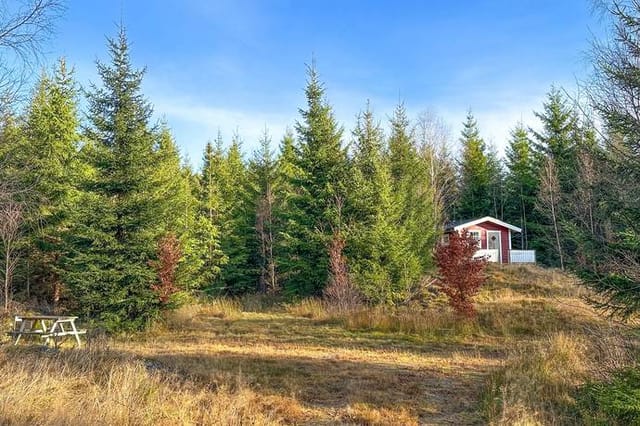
[6,315,86,348]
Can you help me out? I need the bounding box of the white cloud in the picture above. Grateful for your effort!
[152,95,294,162]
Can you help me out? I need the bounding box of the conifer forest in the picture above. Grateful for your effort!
[0,0,638,332]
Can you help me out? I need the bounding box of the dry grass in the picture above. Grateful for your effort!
[337,305,475,339]
[0,264,637,425]
[285,298,328,320]
[0,347,282,425]
[199,298,242,320]
[483,332,589,425]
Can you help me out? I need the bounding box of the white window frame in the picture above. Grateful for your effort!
[469,230,481,243]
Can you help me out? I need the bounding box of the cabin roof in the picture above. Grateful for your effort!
[447,216,522,233]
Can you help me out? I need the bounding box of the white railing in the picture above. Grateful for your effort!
[474,249,500,262]
[510,250,536,263]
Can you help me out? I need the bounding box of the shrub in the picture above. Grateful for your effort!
[323,231,362,313]
[578,368,640,425]
[435,229,487,317]
[150,233,182,305]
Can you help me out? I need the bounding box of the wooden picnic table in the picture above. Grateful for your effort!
[6,315,86,348]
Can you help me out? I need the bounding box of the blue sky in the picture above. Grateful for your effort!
[47,0,602,164]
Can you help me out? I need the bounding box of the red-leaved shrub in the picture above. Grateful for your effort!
[323,231,362,312]
[150,233,182,305]
[435,229,487,318]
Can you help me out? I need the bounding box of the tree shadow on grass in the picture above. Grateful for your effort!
[142,348,490,424]
[151,315,506,358]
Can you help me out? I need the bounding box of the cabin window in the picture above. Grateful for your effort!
[469,231,481,243]
[442,234,450,245]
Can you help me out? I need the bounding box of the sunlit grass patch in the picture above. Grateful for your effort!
[200,297,243,319]
[285,297,328,320]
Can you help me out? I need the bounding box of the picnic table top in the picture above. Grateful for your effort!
[17,315,78,321]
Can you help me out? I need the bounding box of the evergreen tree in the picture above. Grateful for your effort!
[151,125,204,294]
[486,144,505,220]
[388,102,438,270]
[531,88,579,193]
[248,129,278,293]
[348,104,418,303]
[388,102,417,186]
[272,129,303,291]
[530,89,581,266]
[504,124,537,249]
[573,0,640,316]
[196,138,226,292]
[286,63,349,296]
[65,28,164,331]
[456,112,493,219]
[21,59,81,306]
[218,134,255,294]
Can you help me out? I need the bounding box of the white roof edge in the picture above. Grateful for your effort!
[453,216,522,233]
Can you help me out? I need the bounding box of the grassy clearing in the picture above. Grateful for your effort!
[0,264,637,424]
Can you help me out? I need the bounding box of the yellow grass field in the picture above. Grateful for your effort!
[1,265,637,425]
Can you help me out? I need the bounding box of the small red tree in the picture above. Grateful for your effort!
[435,230,487,317]
[150,233,182,305]
[323,231,362,312]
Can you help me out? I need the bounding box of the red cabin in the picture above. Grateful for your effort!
[446,216,535,264]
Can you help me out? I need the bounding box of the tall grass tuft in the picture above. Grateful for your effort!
[286,298,328,320]
[200,298,242,320]
[483,332,590,424]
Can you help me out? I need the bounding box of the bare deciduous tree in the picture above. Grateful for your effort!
[537,156,565,270]
[0,0,64,115]
[414,110,457,224]
[323,230,362,312]
[0,196,24,311]
[323,196,362,312]
[256,181,277,293]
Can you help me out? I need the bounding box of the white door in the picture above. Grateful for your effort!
[487,231,502,263]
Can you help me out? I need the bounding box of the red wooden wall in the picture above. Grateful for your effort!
[463,221,510,263]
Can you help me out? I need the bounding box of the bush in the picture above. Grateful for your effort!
[323,232,362,313]
[150,233,182,305]
[578,368,640,425]
[435,230,487,317]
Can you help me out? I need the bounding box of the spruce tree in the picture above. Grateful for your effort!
[348,104,418,304]
[151,125,203,294]
[504,124,537,249]
[385,102,437,298]
[286,63,349,295]
[486,144,505,220]
[248,129,278,293]
[218,134,255,294]
[65,28,164,331]
[456,112,492,220]
[574,1,640,316]
[272,130,303,292]
[197,137,227,292]
[21,59,81,306]
[531,88,579,193]
[530,89,580,266]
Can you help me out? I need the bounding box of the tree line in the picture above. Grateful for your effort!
[1,0,640,330]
